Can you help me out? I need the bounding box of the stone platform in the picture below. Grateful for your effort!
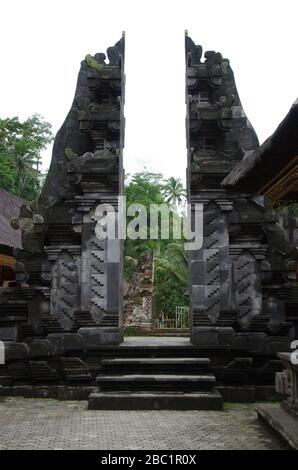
[88,390,223,410]
[256,404,298,450]
[0,336,282,406]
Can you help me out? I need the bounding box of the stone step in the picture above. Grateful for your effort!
[29,361,59,382]
[0,376,13,386]
[102,357,210,365]
[95,373,216,391]
[88,389,223,410]
[100,357,211,374]
[61,358,92,382]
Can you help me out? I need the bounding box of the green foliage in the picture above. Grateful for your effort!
[154,241,188,318]
[125,172,165,208]
[154,265,188,318]
[162,176,186,206]
[276,201,298,216]
[0,152,17,193]
[85,54,104,71]
[0,114,53,200]
[124,171,165,279]
[124,171,188,317]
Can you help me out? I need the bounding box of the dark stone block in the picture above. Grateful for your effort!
[221,357,253,384]
[31,386,59,399]
[191,327,218,345]
[29,361,59,382]
[254,386,281,402]
[61,357,91,381]
[0,385,59,398]
[78,327,121,347]
[7,363,31,381]
[10,386,34,397]
[0,386,12,395]
[217,386,255,403]
[247,333,267,353]
[191,261,205,285]
[57,386,97,400]
[29,339,54,358]
[95,373,216,392]
[88,390,223,411]
[230,334,249,351]
[263,338,291,355]
[225,358,253,370]
[0,327,18,341]
[5,342,29,361]
[0,376,13,386]
[217,327,235,346]
[47,333,86,354]
[191,284,205,311]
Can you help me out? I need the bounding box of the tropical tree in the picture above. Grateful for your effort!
[124,171,165,278]
[162,176,186,207]
[153,241,188,318]
[0,114,53,200]
[123,171,189,318]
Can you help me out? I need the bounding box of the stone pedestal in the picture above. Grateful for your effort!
[256,352,298,449]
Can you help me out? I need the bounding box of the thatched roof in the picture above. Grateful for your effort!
[0,189,25,249]
[222,99,298,194]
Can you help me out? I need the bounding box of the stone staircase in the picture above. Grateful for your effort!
[88,356,223,410]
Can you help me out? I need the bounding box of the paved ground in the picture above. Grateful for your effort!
[0,397,289,450]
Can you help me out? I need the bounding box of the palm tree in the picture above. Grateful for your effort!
[14,152,38,196]
[162,177,186,207]
[155,241,188,286]
[153,241,188,320]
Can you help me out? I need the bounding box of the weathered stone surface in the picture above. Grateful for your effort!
[123,253,153,329]
[47,333,86,354]
[88,391,223,411]
[78,327,122,347]
[61,357,91,381]
[276,352,298,418]
[28,339,54,358]
[0,35,125,349]
[0,33,297,398]
[0,327,18,341]
[185,33,297,383]
[57,386,97,401]
[5,342,29,361]
[29,361,59,382]
[256,404,298,450]
[191,327,218,345]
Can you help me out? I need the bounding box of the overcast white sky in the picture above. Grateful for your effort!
[1,0,297,181]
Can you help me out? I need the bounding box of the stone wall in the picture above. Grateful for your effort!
[123,253,153,329]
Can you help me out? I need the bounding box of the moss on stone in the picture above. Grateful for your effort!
[84,54,104,71]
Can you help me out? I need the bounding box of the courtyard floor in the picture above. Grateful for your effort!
[0,397,289,450]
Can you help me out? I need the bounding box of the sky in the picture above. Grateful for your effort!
[1,0,297,182]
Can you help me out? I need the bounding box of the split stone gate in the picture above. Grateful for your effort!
[0,33,297,394]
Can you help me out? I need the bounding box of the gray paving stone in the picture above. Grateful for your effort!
[0,397,289,450]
